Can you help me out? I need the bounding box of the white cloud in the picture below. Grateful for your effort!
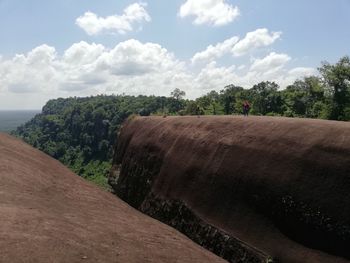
[194,61,237,91]
[194,61,261,91]
[63,41,105,65]
[191,36,239,64]
[192,28,281,64]
[250,52,291,75]
[278,67,318,86]
[76,3,151,35]
[0,39,317,109]
[96,39,184,76]
[287,67,317,77]
[232,28,282,56]
[193,53,315,91]
[179,0,240,26]
[0,45,59,94]
[0,40,191,99]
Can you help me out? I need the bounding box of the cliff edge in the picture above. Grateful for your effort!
[0,133,225,263]
[110,116,350,263]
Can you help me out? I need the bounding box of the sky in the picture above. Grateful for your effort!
[0,0,349,109]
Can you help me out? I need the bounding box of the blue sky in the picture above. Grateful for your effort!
[0,0,349,109]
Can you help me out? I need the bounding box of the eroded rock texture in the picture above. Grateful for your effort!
[0,133,225,263]
[110,116,350,263]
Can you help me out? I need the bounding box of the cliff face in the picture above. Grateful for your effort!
[110,116,350,263]
[0,133,225,263]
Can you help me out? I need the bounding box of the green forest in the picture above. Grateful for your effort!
[13,56,350,189]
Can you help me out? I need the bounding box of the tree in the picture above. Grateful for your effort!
[184,101,203,115]
[171,88,186,100]
[170,88,186,112]
[282,84,308,117]
[251,81,282,115]
[219,85,244,114]
[319,56,350,120]
[196,90,224,115]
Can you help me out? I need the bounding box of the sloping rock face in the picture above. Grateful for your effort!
[109,116,350,263]
[0,133,225,263]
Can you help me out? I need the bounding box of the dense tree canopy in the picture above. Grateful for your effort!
[319,56,350,120]
[13,56,350,189]
[14,95,180,189]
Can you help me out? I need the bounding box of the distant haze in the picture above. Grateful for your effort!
[0,110,40,133]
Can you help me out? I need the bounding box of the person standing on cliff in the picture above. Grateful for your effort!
[243,101,250,116]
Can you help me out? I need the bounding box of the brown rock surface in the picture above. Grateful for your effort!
[111,116,350,263]
[0,133,226,263]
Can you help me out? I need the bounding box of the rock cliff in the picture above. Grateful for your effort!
[110,116,350,263]
[0,133,224,263]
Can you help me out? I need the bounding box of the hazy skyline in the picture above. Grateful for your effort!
[0,0,349,109]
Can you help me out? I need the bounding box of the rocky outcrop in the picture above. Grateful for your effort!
[0,133,225,263]
[141,193,272,263]
[110,116,350,263]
